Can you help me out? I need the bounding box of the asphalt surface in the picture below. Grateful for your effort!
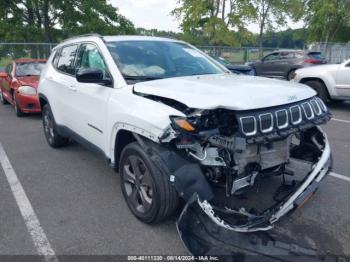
[0,101,349,259]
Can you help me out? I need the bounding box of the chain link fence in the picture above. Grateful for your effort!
[198,46,278,64]
[0,42,349,69]
[0,42,275,67]
[199,44,350,64]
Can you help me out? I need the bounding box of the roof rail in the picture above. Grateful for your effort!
[61,33,104,43]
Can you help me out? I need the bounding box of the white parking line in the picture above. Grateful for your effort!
[331,118,350,124]
[329,172,350,182]
[0,143,58,262]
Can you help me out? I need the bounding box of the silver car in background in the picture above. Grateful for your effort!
[250,50,327,80]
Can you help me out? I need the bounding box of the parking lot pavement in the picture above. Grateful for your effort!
[0,167,36,255]
[0,102,350,257]
[329,101,350,122]
[326,101,350,176]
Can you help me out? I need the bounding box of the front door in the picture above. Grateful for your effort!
[335,62,350,97]
[72,43,114,151]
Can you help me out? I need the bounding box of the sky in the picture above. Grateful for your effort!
[109,0,304,33]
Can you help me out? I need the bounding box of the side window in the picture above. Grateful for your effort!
[280,52,294,60]
[56,45,78,76]
[76,43,110,80]
[263,53,279,62]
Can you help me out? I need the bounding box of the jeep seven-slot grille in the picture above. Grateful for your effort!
[237,97,330,138]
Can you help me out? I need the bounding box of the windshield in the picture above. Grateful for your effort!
[106,41,225,83]
[16,62,46,77]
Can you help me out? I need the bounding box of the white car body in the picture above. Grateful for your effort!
[39,35,316,162]
[38,35,332,234]
[293,59,350,100]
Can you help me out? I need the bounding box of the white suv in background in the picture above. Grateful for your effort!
[38,34,332,235]
[292,59,350,102]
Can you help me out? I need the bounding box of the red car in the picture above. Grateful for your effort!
[0,59,47,116]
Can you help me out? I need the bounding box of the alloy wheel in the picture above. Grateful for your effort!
[122,155,153,214]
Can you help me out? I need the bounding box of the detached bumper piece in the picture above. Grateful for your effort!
[177,196,336,262]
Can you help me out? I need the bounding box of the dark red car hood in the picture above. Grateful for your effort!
[17,76,40,88]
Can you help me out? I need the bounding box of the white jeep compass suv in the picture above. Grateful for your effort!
[38,34,332,237]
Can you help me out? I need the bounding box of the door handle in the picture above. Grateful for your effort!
[68,85,77,92]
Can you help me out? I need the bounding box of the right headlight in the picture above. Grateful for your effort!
[170,116,196,132]
[18,85,37,96]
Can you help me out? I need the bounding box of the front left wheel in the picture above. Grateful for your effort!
[119,142,179,224]
[42,104,69,148]
[13,92,25,117]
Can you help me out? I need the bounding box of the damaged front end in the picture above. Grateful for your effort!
[156,96,331,233]
[144,95,331,258]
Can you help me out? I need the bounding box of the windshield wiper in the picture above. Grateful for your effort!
[122,75,164,82]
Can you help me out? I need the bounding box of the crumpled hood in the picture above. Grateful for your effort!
[17,76,40,88]
[133,74,316,111]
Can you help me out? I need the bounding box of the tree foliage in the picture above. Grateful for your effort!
[0,0,136,43]
[172,0,304,49]
[249,0,303,52]
[172,0,255,46]
[304,0,350,44]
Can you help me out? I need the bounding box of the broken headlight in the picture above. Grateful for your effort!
[171,117,196,132]
[171,109,239,137]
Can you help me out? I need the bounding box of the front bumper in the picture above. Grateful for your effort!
[195,127,331,233]
[176,129,332,258]
[16,93,41,113]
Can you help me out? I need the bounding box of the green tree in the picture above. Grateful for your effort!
[305,0,350,44]
[0,0,135,43]
[172,0,254,46]
[58,0,136,39]
[248,0,303,56]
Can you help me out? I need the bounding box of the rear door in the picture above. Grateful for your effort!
[278,51,297,78]
[49,44,80,127]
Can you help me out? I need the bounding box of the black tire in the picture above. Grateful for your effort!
[13,92,25,117]
[287,69,296,80]
[0,90,9,105]
[303,80,328,103]
[42,104,69,148]
[119,142,179,224]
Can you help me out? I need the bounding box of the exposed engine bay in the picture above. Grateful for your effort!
[155,95,332,232]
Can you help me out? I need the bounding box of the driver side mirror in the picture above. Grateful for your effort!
[76,68,112,86]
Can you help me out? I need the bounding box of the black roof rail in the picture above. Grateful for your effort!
[61,33,104,43]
